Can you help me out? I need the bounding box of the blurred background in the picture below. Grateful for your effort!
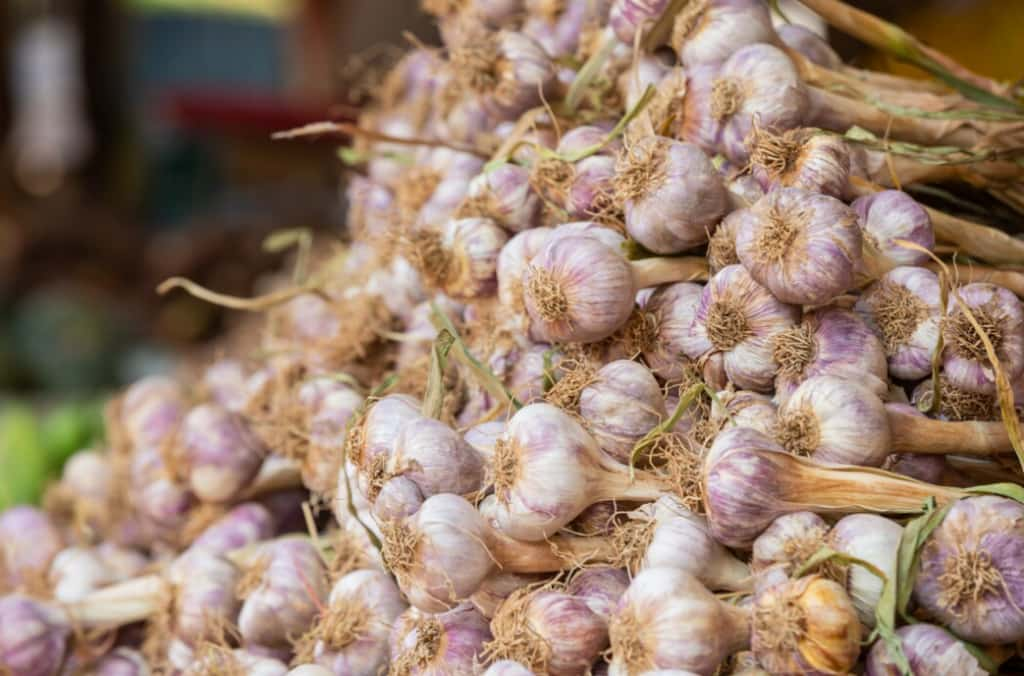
[0,0,1019,504]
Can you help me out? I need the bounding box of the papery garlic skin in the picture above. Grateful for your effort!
[942,282,1024,395]
[464,164,541,232]
[49,547,114,603]
[776,24,841,68]
[671,0,775,68]
[499,228,553,315]
[641,282,703,381]
[0,595,69,676]
[609,0,668,44]
[523,235,635,343]
[373,475,426,523]
[751,512,829,575]
[607,567,749,675]
[388,604,492,676]
[566,567,630,621]
[483,660,537,676]
[169,549,241,645]
[181,404,267,503]
[865,623,986,676]
[749,129,850,199]
[710,390,777,438]
[683,264,799,392]
[735,187,861,306]
[189,503,275,557]
[828,514,902,626]
[853,190,934,270]
[92,647,150,676]
[913,495,1024,644]
[389,417,485,498]
[471,572,547,618]
[855,266,942,381]
[352,394,422,497]
[0,506,63,590]
[580,360,666,462]
[775,375,891,467]
[120,376,186,449]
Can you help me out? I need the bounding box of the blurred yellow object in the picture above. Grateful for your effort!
[127,0,300,20]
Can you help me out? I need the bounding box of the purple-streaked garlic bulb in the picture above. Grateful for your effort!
[641,282,703,381]
[566,154,618,221]
[751,512,830,575]
[304,569,406,676]
[461,164,541,232]
[709,390,777,438]
[617,137,728,254]
[910,376,999,422]
[119,375,186,449]
[374,476,426,523]
[483,583,610,676]
[349,394,422,499]
[483,661,537,676]
[490,403,668,541]
[776,24,841,69]
[407,218,509,300]
[180,404,267,503]
[498,227,553,315]
[853,190,935,273]
[941,282,1024,394]
[130,452,194,543]
[618,55,671,112]
[702,44,807,163]
[203,358,249,412]
[865,623,987,676]
[579,360,666,462]
[388,604,492,675]
[187,647,288,676]
[670,0,775,67]
[855,266,942,380]
[828,514,902,626]
[608,0,669,44]
[522,0,597,58]
[238,539,328,650]
[566,567,630,621]
[607,568,749,674]
[702,427,964,548]
[91,647,150,676]
[169,549,241,645]
[188,502,275,556]
[682,264,799,392]
[913,495,1024,644]
[751,571,861,675]
[0,595,69,676]
[706,208,742,274]
[506,344,558,405]
[747,128,850,199]
[471,572,547,619]
[0,506,62,591]
[772,308,888,402]
[615,495,751,591]
[734,187,861,305]
[305,385,365,494]
[388,417,486,499]
[774,375,891,466]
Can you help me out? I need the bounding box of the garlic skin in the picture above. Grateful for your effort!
[499,228,553,315]
[828,514,902,626]
[706,209,742,274]
[389,418,486,498]
[942,282,1024,395]
[170,549,241,645]
[181,404,267,503]
[0,506,63,590]
[748,129,850,199]
[641,282,703,381]
[775,375,891,467]
[776,24,841,68]
[707,44,808,163]
[567,155,618,220]
[189,503,275,557]
[566,567,630,621]
[238,539,328,650]
[855,266,942,380]
[853,190,934,270]
[92,647,150,676]
[0,595,69,676]
[609,0,668,44]
[49,547,115,603]
[523,235,635,344]
[772,308,889,402]
[751,512,830,575]
[351,394,422,497]
[373,475,426,523]
[671,0,775,68]
[417,217,508,300]
[388,604,492,676]
[305,386,365,494]
[471,572,547,618]
[709,390,777,438]
[913,495,1024,644]
[683,264,799,392]
[735,187,861,306]
[463,164,541,232]
[865,623,986,676]
[120,375,185,449]
[483,661,537,676]
[310,569,407,676]
[607,567,749,675]
[618,137,728,254]
[580,360,666,462]
[752,573,861,676]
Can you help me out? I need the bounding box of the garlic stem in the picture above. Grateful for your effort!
[65,574,168,627]
[889,407,1013,455]
[924,261,1024,298]
[631,256,709,289]
[487,531,618,573]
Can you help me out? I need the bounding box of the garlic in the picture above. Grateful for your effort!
[913,495,1024,644]
[641,282,703,381]
[734,187,862,306]
[389,417,486,498]
[776,23,841,69]
[91,647,150,676]
[406,218,509,300]
[49,547,116,603]
[747,127,850,199]
[349,394,422,500]
[865,623,987,676]
[709,390,777,438]
[499,228,553,315]
[483,660,538,676]
[942,282,1024,395]
[772,307,889,402]
[461,164,541,232]
[0,506,63,591]
[607,567,749,675]
[617,136,728,254]
[471,572,548,618]
[828,513,902,626]
[774,375,891,466]
[751,571,861,675]
[580,360,666,462]
[705,209,742,274]
[608,0,669,44]
[302,569,406,676]
[373,475,426,522]
[751,512,830,576]
[0,595,69,676]
[670,0,775,67]
[683,264,799,392]
[305,385,365,494]
[853,190,935,273]
[388,603,492,675]
[910,376,999,422]
[566,567,630,621]
[169,549,241,645]
[119,375,186,449]
[855,266,942,381]
[180,403,268,503]
[188,502,275,557]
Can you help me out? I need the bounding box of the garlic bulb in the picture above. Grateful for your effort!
[828,514,902,626]
[406,218,509,300]
[751,571,861,675]
[709,390,777,438]
[853,190,935,272]
[855,266,942,381]
[471,572,548,618]
[670,0,775,67]
[305,385,365,494]
[169,549,241,645]
[91,647,150,676]
[0,595,69,676]
[566,567,630,621]
[188,503,274,557]
[913,495,1024,644]
[751,512,830,575]
[641,282,703,381]
[609,0,669,44]
[0,506,62,591]
[579,360,666,462]
[747,127,850,199]
[772,308,888,402]
[373,475,427,522]
[617,136,728,254]
[910,376,999,422]
[349,394,422,498]
[389,417,486,498]
[483,660,537,676]
[865,623,986,676]
[180,403,268,503]
[942,282,1024,395]
[388,604,492,675]
[774,375,891,467]
[607,567,749,675]
[305,569,406,676]
[776,24,841,68]
[119,375,186,449]
[499,228,553,315]
[461,164,541,232]
[706,209,742,274]
[734,187,861,306]
[683,264,799,392]
[49,547,116,603]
